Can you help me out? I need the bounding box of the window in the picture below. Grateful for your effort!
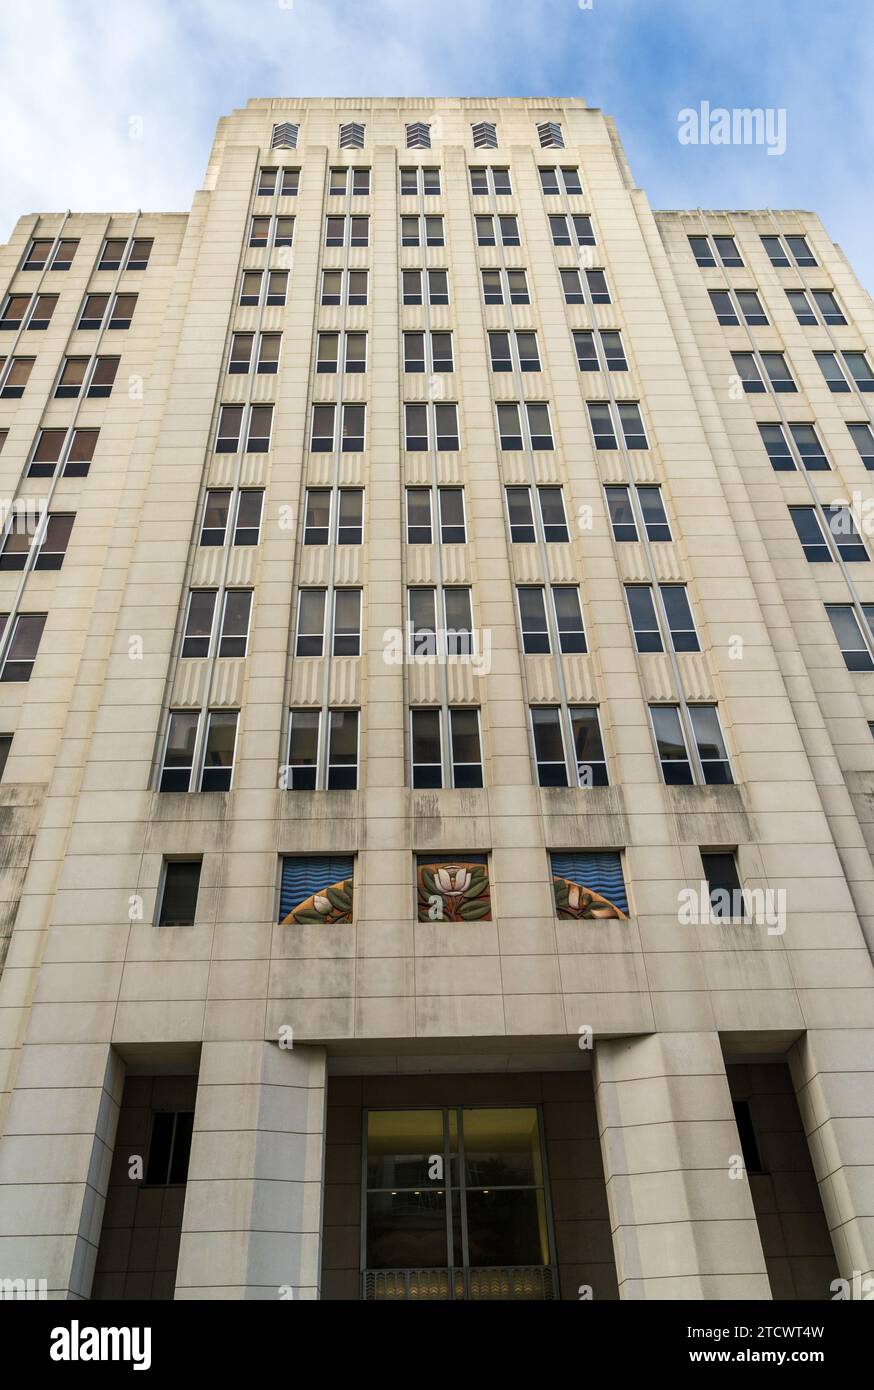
[810,290,845,326]
[200,710,238,791]
[789,507,830,561]
[158,860,202,927]
[332,590,361,656]
[427,269,449,305]
[28,426,98,479]
[731,352,764,393]
[550,213,594,246]
[0,735,10,779]
[310,403,365,452]
[402,270,423,306]
[536,120,564,148]
[408,588,436,657]
[760,234,789,267]
[107,293,136,329]
[199,489,262,547]
[518,587,549,654]
[826,505,868,562]
[327,488,366,545]
[759,421,829,472]
[218,590,252,658]
[325,215,369,247]
[182,591,216,658]
[814,351,849,392]
[405,121,431,149]
[410,708,483,789]
[488,330,539,372]
[404,402,458,451]
[689,234,741,267]
[606,485,670,542]
[650,704,732,785]
[279,854,354,922]
[98,238,124,269]
[284,709,359,792]
[761,351,796,392]
[709,290,738,326]
[762,232,815,268]
[734,290,768,325]
[551,851,627,917]
[439,488,466,543]
[700,850,745,921]
[404,331,450,374]
[272,122,299,149]
[0,294,31,329]
[552,586,587,653]
[22,238,53,270]
[0,357,34,398]
[0,514,71,571]
[538,165,582,195]
[626,583,698,653]
[296,589,326,656]
[33,514,74,570]
[505,487,567,544]
[406,488,432,544]
[587,401,647,450]
[400,165,440,195]
[56,355,117,398]
[572,329,627,371]
[471,121,498,149]
[843,352,874,392]
[826,604,874,671]
[0,613,46,682]
[144,1111,194,1186]
[497,402,553,450]
[478,214,517,246]
[848,422,874,469]
[26,293,58,329]
[529,707,609,789]
[159,710,198,791]
[530,707,566,786]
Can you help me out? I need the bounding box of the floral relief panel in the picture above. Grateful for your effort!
[550,851,628,920]
[417,853,491,922]
[279,854,354,924]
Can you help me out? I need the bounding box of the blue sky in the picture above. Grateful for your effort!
[2,0,872,290]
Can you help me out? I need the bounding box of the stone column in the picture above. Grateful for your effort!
[0,1042,123,1298]
[175,1041,327,1299]
[594,1032,770,1299]
[789,1029,874,1293]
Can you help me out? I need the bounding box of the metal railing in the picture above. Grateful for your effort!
[363,1264,558,1301]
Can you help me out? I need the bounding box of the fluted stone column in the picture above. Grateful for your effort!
[594,1032,771,1299]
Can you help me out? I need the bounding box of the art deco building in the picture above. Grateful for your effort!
[0,96,873,1302]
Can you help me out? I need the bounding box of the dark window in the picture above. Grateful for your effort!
[700,850,745,921]
[158,860,202,926]
[733,1100,765,1174]
[145,1111,195,1185]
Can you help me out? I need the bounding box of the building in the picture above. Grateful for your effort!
[0,95,872,1303]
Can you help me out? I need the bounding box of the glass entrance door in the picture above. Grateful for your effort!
[363,1105,557,1300]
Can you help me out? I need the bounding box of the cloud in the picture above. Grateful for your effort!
[0,0,870,291]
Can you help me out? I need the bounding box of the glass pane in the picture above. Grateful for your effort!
[367,1109,445,1188]
[366,1191,448,1269]
[462,1107,542,1186]
[465,1188,549,1267]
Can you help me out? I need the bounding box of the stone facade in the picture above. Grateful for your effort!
[0,97,872,1301]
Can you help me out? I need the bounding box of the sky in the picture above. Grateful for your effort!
[1,0,872,290]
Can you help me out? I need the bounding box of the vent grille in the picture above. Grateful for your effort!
[471,121,498,149]
[271,122,299,150]
[537,120,564,148]
[406,121,431,149]
[339,122,365,149]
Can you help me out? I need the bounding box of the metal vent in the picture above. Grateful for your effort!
[536,120,564,148]
[471,121,498,149]
[406,121,431,149]
[271,122,299,150]
[339,122,365,149]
